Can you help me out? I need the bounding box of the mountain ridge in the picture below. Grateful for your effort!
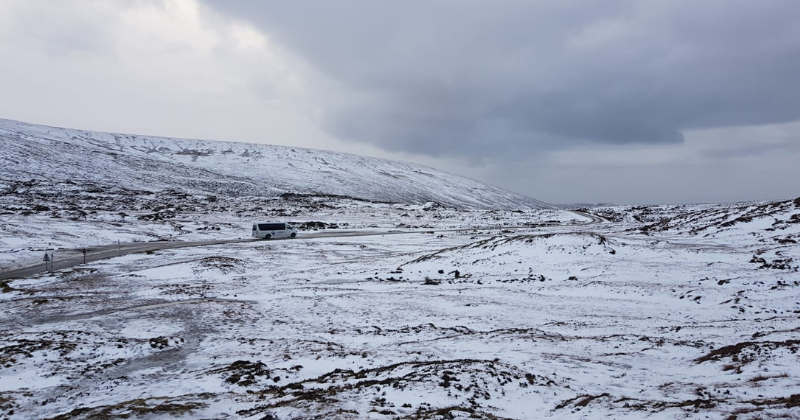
[0,118,552,209]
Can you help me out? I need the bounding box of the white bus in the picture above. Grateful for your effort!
[252,222,298,239]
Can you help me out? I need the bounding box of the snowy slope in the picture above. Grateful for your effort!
[2,200,800,419]
[0,119,552,209]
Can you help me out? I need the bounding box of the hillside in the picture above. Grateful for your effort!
[2,197,800,419]
[0,119,551,210]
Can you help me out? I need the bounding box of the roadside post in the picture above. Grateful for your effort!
[43,252,50,271]
[82,248,87,264]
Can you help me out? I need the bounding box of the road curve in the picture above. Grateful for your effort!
[569,210,607,224]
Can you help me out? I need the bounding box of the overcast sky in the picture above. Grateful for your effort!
[1,0,799,204]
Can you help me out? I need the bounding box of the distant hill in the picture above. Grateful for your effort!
[0,119,552,209]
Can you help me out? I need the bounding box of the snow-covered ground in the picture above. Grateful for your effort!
[0,188,572,272]
[2,196,799,419]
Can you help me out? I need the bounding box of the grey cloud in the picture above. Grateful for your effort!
[702,138,800,160]
[5,1,123,57]
[200,0,800,159]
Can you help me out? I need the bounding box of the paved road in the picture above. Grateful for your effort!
[1,229,460,280]
[1,211,603,280]
[570,210,607,225]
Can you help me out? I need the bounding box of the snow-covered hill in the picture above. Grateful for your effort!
[0,119,551,209]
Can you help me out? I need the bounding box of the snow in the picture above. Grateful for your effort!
[0,118,551,210]
[1,119,800,419]
[2,199,799,419]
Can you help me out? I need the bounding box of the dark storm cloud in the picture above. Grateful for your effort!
[200,0,800,158]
